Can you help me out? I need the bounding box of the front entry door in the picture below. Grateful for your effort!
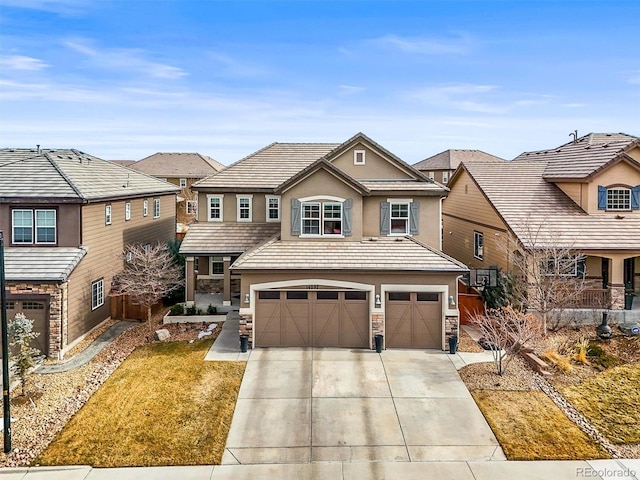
[624,258,635,290]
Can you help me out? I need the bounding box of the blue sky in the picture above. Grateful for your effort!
[1,0,638,164]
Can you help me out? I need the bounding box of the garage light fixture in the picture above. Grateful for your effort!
[449,295,456,307]
[244,293,250,304]
[375,294,381,306]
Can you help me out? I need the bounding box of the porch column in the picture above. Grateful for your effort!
[185,257,195,303]
[610,256,625,310]
[223,256,232,306]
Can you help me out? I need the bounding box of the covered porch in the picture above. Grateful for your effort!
[578,253,640,310]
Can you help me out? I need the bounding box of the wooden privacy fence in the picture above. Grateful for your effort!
[458,291,485,325]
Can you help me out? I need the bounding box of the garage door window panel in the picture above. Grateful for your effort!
[286,291,308,300]
[317,291,339,300]
[345,291,367,301]
[258,291,281,300]
[417,293,439,302]
[388,292,411,301]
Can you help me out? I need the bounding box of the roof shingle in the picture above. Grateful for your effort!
[131,152,225,178]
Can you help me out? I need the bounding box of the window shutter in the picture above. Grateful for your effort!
[631,185,640,210]
[380,202,390,235]
[343,198,353,236]
[409,201,420,235]
[291,198,301,236]
[597,186,606,210]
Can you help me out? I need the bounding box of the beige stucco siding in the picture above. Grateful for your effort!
[588,160,640,213]
[555,182,586,210]
[331,144,413,180]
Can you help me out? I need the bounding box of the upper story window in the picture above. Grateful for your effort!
[186,200,197,215]
[179,178,187,188]
[105,205,112,225]
[266,195,280,222]
[354,149,366,165]
[125,202,131,221]
[153,198,160,218]
[301,202,343,236]
[442,171,449,183]
[428,171,435,180]
[380,200,419,236]
[143,200,148,217]
[474,231,484,260]
[598,185,640,211]
[12,208,56,244]
[207,195,224,222]
[236,195,253,222]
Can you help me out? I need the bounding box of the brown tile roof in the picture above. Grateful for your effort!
[179,222,281,254]
[232,236,468,272]
[414,149,505,171]
[462,161,640,250]
[4,247,87,282]
[193,143,339,191]
[512,132,640,180]
[132,152,225,178]
[0,148,179,201]
[359,180,447,193]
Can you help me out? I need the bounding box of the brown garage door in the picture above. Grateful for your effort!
[385,292,441,349]
[6,299,49,356]
[254,290,369,348]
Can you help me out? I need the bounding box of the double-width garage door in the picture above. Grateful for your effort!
[255,290,369,348]
[385,292,442,349]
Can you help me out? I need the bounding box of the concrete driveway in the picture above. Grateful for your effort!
[222,348,505,465]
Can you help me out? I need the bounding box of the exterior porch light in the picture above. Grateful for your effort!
[375,294,381,306]
[449,295,456,307]
[244,293,250,304]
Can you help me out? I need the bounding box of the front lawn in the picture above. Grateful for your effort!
[472,390,609,460]
[35,338,245,467]
[559,364,640,444]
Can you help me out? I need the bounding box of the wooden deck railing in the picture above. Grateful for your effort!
[569,289,610,309]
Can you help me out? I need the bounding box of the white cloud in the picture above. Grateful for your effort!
[369,33,472,55]
[338,85,365,95]
[1,0,90,15]
[205,51,270,77]
[0,55,50,71]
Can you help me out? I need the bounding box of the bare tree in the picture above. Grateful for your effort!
[110,243,183,328]
[498,220,588,334]
[8,313,41,397]
[469,306,543,375]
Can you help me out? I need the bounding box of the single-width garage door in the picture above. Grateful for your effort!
[6,299,49,356]
[385,292,441,349]
[254,290,369,348]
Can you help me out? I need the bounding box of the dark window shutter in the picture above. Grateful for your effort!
[577,256,586,278]
[343,198,353,236]
[597,185,607,210]
[631,185,640,210]
[380,202,390,235]
[291,198,301,236]
[409,201,420,235]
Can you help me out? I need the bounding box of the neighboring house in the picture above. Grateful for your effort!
[0,148,179,358]
[413,149,504,185]
[443,132,640,310]
[180,133,467,350]
[129,152,225,232]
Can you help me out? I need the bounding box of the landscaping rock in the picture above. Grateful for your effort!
[154,329,171,341]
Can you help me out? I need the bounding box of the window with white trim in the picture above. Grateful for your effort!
[266,195,280,221]
[186,200,197,215]
[125,202,131,220]
[179,178,187,188]
[607,188,630,210]
[143,200,148,217]
[211,256,224,275]
[12,208,56,244]
[390,202,410,234]
[153,198,160,218]
[236,195,252,222]
[91,278,104,310]
[105,205,112,225]
[207,195,223,222]
[474,231,484,260]
[354,149,366,165]
[301,202,342,236]
[428,171,435,180]
[542,255,582,277]
[442,171,449,183]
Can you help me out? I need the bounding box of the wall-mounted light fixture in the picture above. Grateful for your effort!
[449,295,456,307]
[375,294,381,306]
[244,293,250,304]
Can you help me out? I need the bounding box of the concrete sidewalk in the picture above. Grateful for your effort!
[3,459,639,479]
[203,312,250,362]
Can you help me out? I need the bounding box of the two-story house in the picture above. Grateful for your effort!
[0,148,179,358]
[443,132,640,311]
[129,152,225,232]
[180,133,467,350]
[413,149,504,185]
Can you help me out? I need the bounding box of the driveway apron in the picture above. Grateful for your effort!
[222,348,504,465]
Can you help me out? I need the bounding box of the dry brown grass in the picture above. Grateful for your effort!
[559,364,640,445]
[34,338,245,467]
[472,390,609,460]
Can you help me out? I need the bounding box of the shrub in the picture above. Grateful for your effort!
[186,304,197,316]
[573,338,590,365]
[542,350,573,374]
[206,304,217,315]
[170,304,185,316]
[587,342,619,370]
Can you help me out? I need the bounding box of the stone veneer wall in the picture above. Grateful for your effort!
[610,286,625,310]
[197,278,240,294]
[445,315,459,350]
[7,281,66,358]
[371,312,384,349]
[239,312,252,345]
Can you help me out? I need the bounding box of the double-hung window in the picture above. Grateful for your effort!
[91,278,104,310]
[237,195,252,222]
[474,231,484,260]
[302,203,321,235]
[153,199,160,218]
[143,200,148,217]
[186,200,197,215]
[323,203,342,235]
[12,208,56,244]
[266,196,280,221]
[179,178,187,188]
[390,202,410,234]
[207,195,223,222]
[125,202,131,221]
[105,205,112,225]
[442,171,449,183]
[301,202,342,236]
